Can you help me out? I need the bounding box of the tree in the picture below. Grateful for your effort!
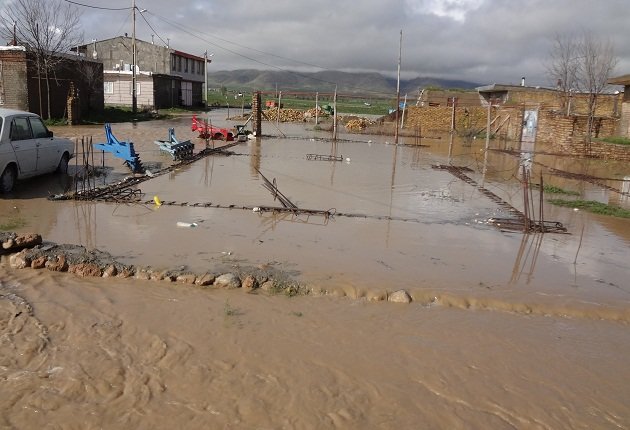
[546,34,579,114]
[546,32,618,144]
[76,57,102,113]
[0,0,83,119]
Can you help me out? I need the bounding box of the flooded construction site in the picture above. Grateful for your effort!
[2,110,630,428]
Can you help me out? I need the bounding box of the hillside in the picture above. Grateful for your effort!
[206,69,479,95]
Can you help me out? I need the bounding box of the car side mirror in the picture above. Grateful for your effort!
[47,130,54,137]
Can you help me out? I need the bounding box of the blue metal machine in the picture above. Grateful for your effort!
[154,128,194,160]
[94,123,144,173]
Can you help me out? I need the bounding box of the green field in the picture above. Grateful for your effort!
[207,90,395,115]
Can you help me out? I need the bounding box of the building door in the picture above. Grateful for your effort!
[9,117,37,174]
[181,81,192,106]
[521,109,538,143]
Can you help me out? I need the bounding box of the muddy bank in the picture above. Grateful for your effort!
[4,232,630,323]
[2,231,318,297]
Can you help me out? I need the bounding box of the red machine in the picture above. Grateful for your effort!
[191,115,234,141]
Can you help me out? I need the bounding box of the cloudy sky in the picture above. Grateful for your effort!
[64,0,630,86]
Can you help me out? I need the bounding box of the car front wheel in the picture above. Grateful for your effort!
[56,153,69,174]
[0,166,17,193]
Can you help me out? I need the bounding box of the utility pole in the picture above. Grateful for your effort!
[204,50,208,109]
[132,0,137,114]
[394,29,402,145]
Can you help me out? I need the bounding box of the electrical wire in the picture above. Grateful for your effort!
[145,10,395,97]
[137,10,168,47]
[62,0,132,11]
[65,0,406,97]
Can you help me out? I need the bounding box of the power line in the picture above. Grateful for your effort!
[145,11,393,97]
[61,0,132,11]
[137,10,168,47]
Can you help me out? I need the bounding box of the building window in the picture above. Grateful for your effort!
[184,58,188,73]
[171,55,176,71]
[104,81,114,94]
[177,56,182,72]
[129,82,141,96]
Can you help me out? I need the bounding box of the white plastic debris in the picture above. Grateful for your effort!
[176,221,198,228]
[253,207,261,212]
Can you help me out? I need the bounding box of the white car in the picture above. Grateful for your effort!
[0,108,74,193]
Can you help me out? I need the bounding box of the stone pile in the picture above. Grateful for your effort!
[2,232,414,304]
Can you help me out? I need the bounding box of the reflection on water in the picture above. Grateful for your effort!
[0,111,626,311]
[2,112,630,429]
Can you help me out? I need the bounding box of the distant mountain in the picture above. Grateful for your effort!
[206,69,479,95]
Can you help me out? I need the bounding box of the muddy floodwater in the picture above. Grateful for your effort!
[1,110,630,428]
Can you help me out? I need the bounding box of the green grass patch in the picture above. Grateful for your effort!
[208,90,393,115]
[0,216,27,231]
[547,199,630,218]
[596,136,630,146]
[543,185,580,196]
[81,106,170,124]
[44,118,68,126]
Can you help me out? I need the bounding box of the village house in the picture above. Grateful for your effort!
[608,74,630,137]
[476,81,620,117]
[76,36,209,110]
[0,45,104,122]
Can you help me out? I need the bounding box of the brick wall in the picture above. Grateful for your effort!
[403,105,628,159]
[404,106,490,134]
[0,49,29,111]
[404,105,526,140]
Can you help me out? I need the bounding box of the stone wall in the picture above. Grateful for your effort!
[538,111,629,160]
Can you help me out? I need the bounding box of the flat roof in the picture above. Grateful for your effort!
[608,74,630,85]
[476,83,555,92]
[0,46,26,52]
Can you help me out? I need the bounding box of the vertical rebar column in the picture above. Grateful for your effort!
[252,91,262,137]
[522,165,530,233]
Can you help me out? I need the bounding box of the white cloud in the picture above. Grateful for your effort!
[69,0,630,86]
[406,0,485,22]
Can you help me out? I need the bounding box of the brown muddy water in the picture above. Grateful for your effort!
[1,110,630,428]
